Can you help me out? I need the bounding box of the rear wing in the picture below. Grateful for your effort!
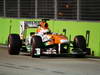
[20,21,40,39]
[20,21,40,28]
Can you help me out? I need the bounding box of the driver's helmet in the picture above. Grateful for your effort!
[39,22,48,29]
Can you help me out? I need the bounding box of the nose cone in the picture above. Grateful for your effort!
[53,34,68,44]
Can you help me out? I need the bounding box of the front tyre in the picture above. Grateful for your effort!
[72,35,87,57]
[73,35,86,50]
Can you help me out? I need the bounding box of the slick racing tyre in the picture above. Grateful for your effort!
[8,34,21,55]
[73,35,86,51]
[31,36,42,57]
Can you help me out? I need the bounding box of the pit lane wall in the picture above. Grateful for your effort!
[0,17,100,56]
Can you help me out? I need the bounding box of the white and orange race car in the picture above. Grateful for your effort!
[8,19,91,57]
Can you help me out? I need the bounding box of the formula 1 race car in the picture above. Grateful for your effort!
[8,19,91,57]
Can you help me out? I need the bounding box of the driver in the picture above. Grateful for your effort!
[36,19,51,42]
[36,19,50,35]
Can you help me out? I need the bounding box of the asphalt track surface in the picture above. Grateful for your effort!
[0,47,100,75]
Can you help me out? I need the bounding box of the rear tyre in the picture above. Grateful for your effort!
[8,34,21,55]
[31,36,42,57]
